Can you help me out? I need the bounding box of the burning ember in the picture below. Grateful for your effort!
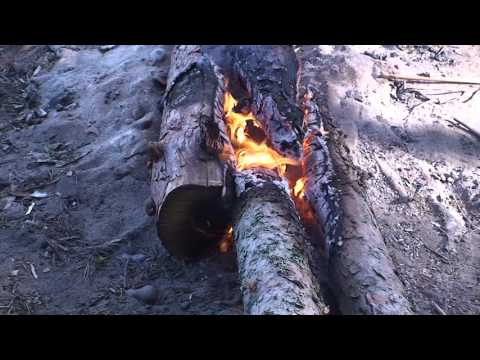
[219,226,233,253]
[293,177,306,198]
[223,92,298,177]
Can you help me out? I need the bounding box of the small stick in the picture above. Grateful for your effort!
[46,238,70,252]
[422,243,450,264]
[432,301,447,315]
[123,259,129,289]
[378,74,480,86]
[462,87,480,103]
[57,150,92,168]
[446,118,480,141]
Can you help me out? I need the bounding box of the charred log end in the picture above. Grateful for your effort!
[157,185,231,259]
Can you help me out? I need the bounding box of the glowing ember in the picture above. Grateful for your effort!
[219,226,233,253]
[223,92,298,177]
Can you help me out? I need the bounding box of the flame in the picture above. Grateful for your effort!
[293,177,306,198]
[220,92,314,254]
[224,92,298,177]
[219,226,233,253]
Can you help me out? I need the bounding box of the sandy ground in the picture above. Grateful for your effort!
[297,45,480,314]
[0,45,242,314]
[1,45,479,314]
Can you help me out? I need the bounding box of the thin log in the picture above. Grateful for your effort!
[149,45,235,259]
[232,170,329,315]
[298,60,413,315]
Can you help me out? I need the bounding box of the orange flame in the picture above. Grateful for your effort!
[293,177,306,198]
[224,92,298,177]
[220,92,315,254]
[219,226,233,253]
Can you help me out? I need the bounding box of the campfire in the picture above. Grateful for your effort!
[147,45,412,315]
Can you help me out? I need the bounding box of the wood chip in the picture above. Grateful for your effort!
[30,191,48,199]
[10,270,19,276]
[30,263,38,279]
[25,202,35,215]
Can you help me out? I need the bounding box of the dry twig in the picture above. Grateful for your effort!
[379,74,480,86]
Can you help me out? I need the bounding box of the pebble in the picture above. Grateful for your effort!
[0,177,10,191]
[3,202,24,220]
[149,48,166,66]
[39,240,49,250]
[120,253,147,263]
[152,70,168,89]
[132,112,154,130]
[126,285,158,305]
[130,254,147,263]
[132,105,146,120]
[35,108,48,118]
[99,45,116,53]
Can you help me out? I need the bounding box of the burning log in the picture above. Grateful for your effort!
[298,79,413,314]
[232,170,328,315]
[149,45,234,259]
[221,46,328,314]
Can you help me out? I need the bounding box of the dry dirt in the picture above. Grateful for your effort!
[1,45,479,314]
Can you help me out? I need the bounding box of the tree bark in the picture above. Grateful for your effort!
[297,57,413,315]
[232,170,329,315]
[149,45,235,259]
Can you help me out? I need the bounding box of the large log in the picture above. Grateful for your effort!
[149,45,235,259]
[232,170,329,315]
[297,56,413,314]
